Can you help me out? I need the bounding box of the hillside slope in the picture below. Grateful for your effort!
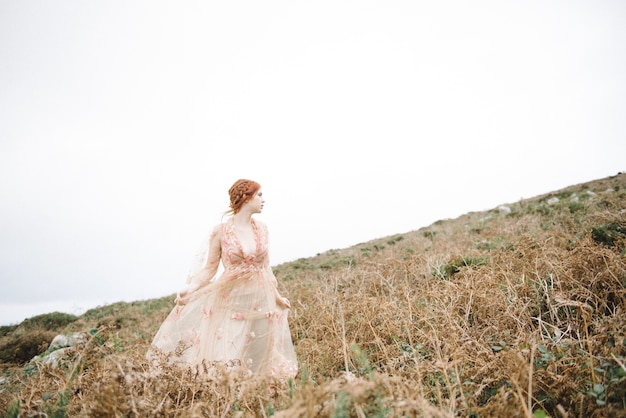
[1,173,625,417]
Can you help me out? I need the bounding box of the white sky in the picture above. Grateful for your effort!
[1,1,625,325]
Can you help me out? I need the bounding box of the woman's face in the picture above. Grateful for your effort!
[244,189,265,213]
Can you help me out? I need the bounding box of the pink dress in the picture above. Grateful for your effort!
[149,218,298,378]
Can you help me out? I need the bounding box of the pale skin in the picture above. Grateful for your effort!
[175,189,291,308]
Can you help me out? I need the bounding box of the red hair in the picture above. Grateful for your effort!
[227,179,261,214]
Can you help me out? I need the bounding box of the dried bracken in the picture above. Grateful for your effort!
[1,173,625,417]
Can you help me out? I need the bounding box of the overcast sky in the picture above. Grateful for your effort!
[1,1,624,325]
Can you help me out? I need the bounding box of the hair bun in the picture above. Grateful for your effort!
[227,179,261,214]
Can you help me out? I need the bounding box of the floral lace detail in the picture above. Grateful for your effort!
[201,306,213,319]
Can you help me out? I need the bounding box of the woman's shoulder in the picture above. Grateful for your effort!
[208,223,225,240]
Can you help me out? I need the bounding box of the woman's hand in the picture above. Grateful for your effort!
[175,292,187,305]
[176,282,200,305]
[277,296,291,309]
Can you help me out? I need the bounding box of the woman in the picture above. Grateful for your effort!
[149,179,298,379]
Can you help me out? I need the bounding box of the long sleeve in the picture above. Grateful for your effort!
[186,224,222,287]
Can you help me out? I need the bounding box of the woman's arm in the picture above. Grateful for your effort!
[176,224,222,304]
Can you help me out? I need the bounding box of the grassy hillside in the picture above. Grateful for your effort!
[1,173,625,417]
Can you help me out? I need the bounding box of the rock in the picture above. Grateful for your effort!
[40,348,72,367]
[498,205,512,214]
[49,332,86,351]
[31,332,87,368]
[547,197,559,205]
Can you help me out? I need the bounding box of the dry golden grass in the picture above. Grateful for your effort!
[1,173,625,417]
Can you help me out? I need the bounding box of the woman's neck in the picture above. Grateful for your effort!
[232,211,253,227]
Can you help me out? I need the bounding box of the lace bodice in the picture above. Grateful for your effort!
[221,219,269,272]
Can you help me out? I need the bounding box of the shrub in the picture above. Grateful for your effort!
[20,312,78,331]
[0,330,56,364]
[431,255,489,280]
[591,223,625,248]
[0,325,18,338]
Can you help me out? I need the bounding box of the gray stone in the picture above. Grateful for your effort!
[49,332,86,351]
[547,197,559,205]
[498,205,512,214]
